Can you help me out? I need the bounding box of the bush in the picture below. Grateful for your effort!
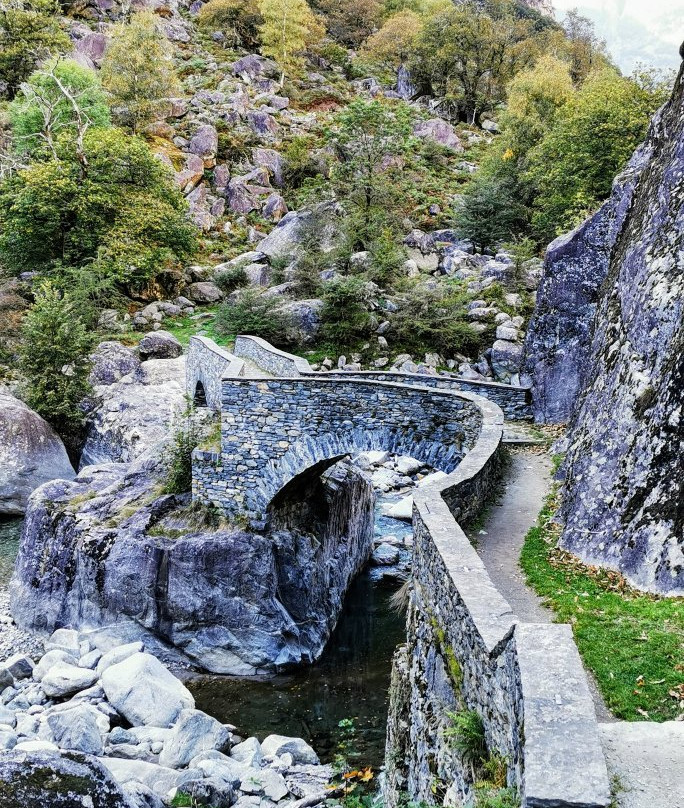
[163,416,202,495]
[214,288,292,346]
[19,283,93,439]
[320,276,374,346]
[214,266,248,295]
[392,283,483,359]
[197,0,262,48]
[454,174,528,252]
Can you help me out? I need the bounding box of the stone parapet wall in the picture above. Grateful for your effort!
[233,335,312,376]
[322,370,532,421]
[385,410,611,808]
[186,336,244,411]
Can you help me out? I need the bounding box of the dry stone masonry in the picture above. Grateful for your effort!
[189,336,612,808]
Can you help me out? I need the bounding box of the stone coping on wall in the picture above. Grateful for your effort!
[233,335,313,376]
[412,405,610,806]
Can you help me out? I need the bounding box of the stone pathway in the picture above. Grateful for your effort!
[469,448,612,721]
[240,357,272,378]
[600,721,684,808]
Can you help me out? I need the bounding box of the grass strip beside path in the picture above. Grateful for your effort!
[520,486,684,722]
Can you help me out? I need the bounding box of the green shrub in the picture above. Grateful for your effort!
[474,786,519,808]
[163,416,202,495]
[214,288,292,346]
[320,276,374,346]
[445,710,487,776]
[214,266,248,295]
[19,283,93,440]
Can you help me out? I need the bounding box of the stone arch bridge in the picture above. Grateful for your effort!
[189,336,505,517]
[187,335,611,808]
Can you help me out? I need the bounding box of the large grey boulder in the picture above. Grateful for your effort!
[412,118,464,152]
[0,393,75,515]
[80,356,186,467]
[276,299,323,345]
[100,653,194,727]
[0,749,133,807]
[138,331,183,361]
[46,703,107,755]
[158,709,230,768]
[10,457,374,674]
[41,663,98,698]
[556,65,684,595]
[99,756,188,796]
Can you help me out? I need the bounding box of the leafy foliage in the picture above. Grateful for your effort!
[19,283,93,437]
[0,0,69,100]
[454,174,527,251]
[411,0,538,123]
[359,9,423,80]
[326,99,411,247]
[197,0,263,48]
[526,69,662,242]
[315,0,382,48]
[320,276,374,345]
[9,59,110,157]
[0,127,196,290]
[215,287,292,345]
[163,414,203,495]
[100,12,181,133]
[258,0,323,81]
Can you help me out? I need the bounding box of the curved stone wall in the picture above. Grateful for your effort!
[186,336,245,412]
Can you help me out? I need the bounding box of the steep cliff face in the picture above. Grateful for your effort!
[10,455,374,672]
[558,65,684,595]
[522,110,664,422]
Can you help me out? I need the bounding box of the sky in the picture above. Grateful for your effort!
[552,0,684,74]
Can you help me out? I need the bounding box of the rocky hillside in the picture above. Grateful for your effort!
[525,60,684,595]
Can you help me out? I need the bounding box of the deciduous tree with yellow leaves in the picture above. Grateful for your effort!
[257,0,323,84]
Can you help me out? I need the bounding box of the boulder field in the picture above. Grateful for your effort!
[0,633,331,808]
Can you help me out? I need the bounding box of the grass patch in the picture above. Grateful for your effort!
[521,486,684,721]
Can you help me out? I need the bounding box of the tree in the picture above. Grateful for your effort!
[100,12,180,133]
[527,69,661,242]
[19,283,93,438]
[197,0,263,48]
[8,59,110,159]
[0,0,69,99]
[551,10,611,86]
[359,9,423,81]
[326,99,411,247]
[0,127,196,290]
[453,173,527,251]
[411,0,538,123]
[320,276,374,346]
[314,0,382,48]
[258,0,323,83]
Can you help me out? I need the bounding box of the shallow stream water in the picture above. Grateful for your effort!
[0,502,409,768]
[0,517,22,588]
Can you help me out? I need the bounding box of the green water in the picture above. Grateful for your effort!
[0,517,22,588]
[189,570,406,767]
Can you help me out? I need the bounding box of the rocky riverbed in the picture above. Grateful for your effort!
[0,630,334,808]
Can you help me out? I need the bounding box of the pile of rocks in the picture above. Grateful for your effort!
[0,632,332,808]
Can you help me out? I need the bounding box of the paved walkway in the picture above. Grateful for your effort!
[469,449,612,721]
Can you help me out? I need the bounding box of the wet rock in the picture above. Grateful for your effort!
[372,544,401,566]
[261,735,318,765]
[0,393,75,516]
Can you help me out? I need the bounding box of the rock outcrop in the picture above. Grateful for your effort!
[522,107,662,423]
[10,454,374,673]
[0,393,75,515]
[550,66,684,594]
[80,355,186,468]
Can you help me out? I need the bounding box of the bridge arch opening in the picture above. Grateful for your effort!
[194,381,207,407]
